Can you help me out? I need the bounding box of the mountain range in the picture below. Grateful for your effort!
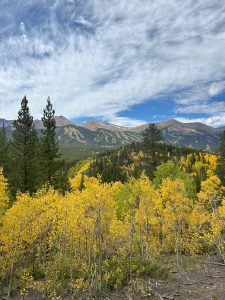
[1,116,224,152]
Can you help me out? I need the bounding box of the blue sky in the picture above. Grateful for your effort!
[0,0,225,127]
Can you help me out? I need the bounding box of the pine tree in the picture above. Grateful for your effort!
[217,130,225,185]
[143,123,162,167]
[39,97,60,184]
[11,96,38,193]
[143,123,162,151]
[0,124,9,170]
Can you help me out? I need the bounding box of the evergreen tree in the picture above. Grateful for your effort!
[0,124,9,170]
[39,97,60,184]
[11,96,38,193]
[217,130,225,185]
[143,123,162,167]
[51,169,71,194]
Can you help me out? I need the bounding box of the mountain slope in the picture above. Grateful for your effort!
[56,124,142,147]
[0,118,12,127]
[34,116,75,129]
[81,121,128,132]
[157,119,220,151]
[56,119,223,151]
[1,117,223,152]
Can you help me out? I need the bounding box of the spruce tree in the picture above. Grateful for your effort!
[143,123,162,173]
[143,123,162,149]
[217,130,225,185]
[11,96,38,193]
[0,124,9,170]
[39,97,60,184]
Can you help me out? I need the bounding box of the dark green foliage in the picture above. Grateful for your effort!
[11,96,38,194]
[89,150,128,183]
[38,97,60,184]
[0,97,72,198]
[217,130,225,185]
[90,142,198,184]
[79,173,84,191]
[0,124,9,171]
[143,123,162,167]
[51,169,71,195]
[59,145,105,161]
[143,123,162,149]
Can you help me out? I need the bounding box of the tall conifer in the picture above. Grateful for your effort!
[0,124,9,170]
[143,123,162,167]
[11,96,38,193]
[39,97,60,184]
[217,130,225,185]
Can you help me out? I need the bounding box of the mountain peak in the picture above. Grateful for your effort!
[166,118,181,124]
[54,116,74,127]
[33,115,74,129]
[81,121,127,132]
[157,119,181,126]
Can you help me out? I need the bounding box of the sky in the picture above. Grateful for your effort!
[0,0,225,127]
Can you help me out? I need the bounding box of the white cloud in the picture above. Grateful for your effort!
[209,81,225,96]
[73,16,92,27]
[175,101,225,115]
[103,115,146,128]
[176,114,225,127]
[0,0,225,125]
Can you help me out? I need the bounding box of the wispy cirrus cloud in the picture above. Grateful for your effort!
[209,81,225,96]
[177,114,225,127]
[176,101,225,115]
[0,0,225,126]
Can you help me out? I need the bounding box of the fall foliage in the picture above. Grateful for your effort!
[0,151,225,298]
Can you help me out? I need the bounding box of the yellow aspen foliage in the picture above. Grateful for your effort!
[204,153,218,177]
[69,173,84,190]
[1,159,225,297]
[69,160,93,190]
[161,178,193,265]
[178,153,218,180]
[197,176,225,261]
[187,202,209,254]
[0,168,9,216]
[114,177,142,220]
[206,209,225,262]
[220,198,225,217]
[135,174,163,259]
[197,175,224,210]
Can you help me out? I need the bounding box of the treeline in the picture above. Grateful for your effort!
[89,142,200,182]
[89,123,217,192]
[0,96,70,198]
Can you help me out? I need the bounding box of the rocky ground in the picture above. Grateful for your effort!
[107,256,225,300]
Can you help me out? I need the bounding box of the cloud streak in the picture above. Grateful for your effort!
[0,0,225,126]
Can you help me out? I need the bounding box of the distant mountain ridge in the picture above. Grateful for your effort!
[1,116,224,151]
[81,121,128,132]
[0,118,12,127]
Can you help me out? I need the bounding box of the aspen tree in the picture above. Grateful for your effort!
[161,178,192,267]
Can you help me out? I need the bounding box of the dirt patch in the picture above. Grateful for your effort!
[102,256,225,300]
